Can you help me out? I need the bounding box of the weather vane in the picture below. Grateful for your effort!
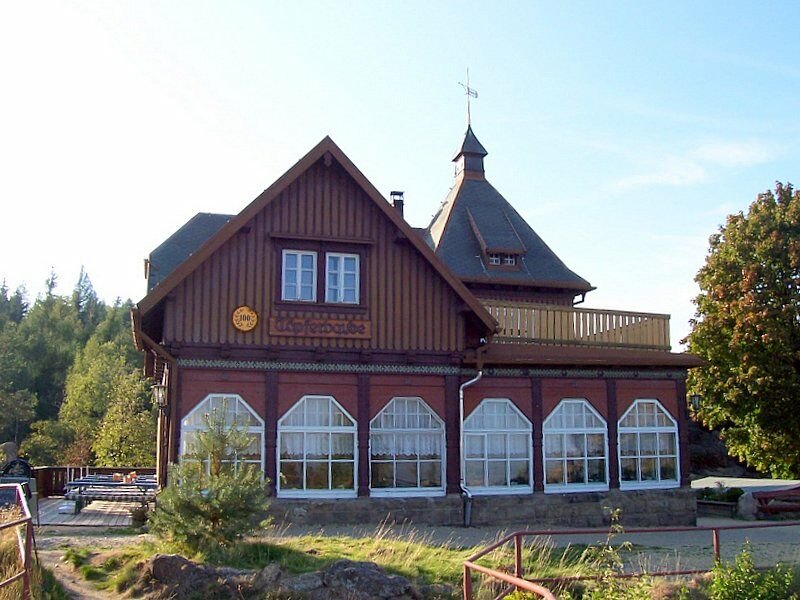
[458,69,478,126]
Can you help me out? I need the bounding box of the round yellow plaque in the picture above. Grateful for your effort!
[231,305,258,332]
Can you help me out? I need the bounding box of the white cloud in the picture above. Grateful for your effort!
[612,158,708,191]
[691,141,772,167]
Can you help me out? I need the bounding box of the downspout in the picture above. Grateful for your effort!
[459,341,488,527]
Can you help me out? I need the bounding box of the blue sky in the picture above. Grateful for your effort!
[1,2,798,349]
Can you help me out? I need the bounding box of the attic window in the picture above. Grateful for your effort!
[487,253,518,268]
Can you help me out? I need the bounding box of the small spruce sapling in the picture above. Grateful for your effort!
[149,406,271,552]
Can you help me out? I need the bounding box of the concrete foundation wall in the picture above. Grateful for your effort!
[268,487,697,528]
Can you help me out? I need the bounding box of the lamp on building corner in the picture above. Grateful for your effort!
[152,384,168,410]
[689,394,701,412]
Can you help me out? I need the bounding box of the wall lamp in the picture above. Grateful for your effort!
[152,383,168,409]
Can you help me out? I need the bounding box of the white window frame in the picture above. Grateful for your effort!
[325,252,360,304]
[502,254,517,266]
[543,399,609,494]
[618,399,680,490]
[282,250,317,302]
[179,393,265,475]
[488,253,502,266]
[277,395,357,498]
[463,398,533,496]
[369,397,445,498]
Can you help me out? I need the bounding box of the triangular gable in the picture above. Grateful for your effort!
[136,136,496,334]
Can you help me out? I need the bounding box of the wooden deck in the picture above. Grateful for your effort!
[37,497,136,527]
[483,300,671,351]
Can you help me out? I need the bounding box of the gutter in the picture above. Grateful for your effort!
[459,341,488,527]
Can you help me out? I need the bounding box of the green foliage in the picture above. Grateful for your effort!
[149,411,271,553]
[697,486,744,503]
[0,389,36,445]
[15,275,83,421]
[710,542,798,600]
[19,420,74,466]
[92,372,155,467]
[0,281,27,327]
[687,182,800,477]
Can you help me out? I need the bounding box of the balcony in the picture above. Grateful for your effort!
[482,300,671,352]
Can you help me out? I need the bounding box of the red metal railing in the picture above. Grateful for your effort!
[463,521,800,599]
[0,483,33,600]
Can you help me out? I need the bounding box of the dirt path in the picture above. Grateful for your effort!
[37,550,109,600]
[34,528,154,599]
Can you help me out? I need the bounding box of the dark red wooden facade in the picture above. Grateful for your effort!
[134,135,700,520]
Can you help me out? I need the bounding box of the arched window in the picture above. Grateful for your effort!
[463,399,532,494]
[370,397,445,496]
[543,399,608,492]
[180,394,264,473]
[618,399,679,489]
[277,395,357,498]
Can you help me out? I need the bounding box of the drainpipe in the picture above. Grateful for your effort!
[459,341,487,527]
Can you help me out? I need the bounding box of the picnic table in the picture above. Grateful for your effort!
[752,484,800,516]
[64,474,158,513]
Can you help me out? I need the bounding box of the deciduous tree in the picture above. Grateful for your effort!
[687,182,800,477]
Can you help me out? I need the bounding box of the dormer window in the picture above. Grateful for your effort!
[486,252,519,269]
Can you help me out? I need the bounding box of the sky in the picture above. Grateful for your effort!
[1,2,798,350]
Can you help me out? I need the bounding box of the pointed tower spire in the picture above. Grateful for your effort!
[453,125,488,178]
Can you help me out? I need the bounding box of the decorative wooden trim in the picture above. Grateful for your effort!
[175,358,688,380]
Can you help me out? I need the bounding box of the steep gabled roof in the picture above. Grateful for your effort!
[147,212,233,292]
[135,136,497,335]
[428,127,593,292]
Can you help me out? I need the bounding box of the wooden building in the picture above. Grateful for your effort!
[133,128,701,526]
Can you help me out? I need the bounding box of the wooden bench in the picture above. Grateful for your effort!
[752,485,800,516]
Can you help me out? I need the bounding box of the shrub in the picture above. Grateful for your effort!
[697,486,744,503]
[148,408,271,553]
[709,542,798,600]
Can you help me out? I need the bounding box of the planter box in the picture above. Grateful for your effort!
[697,499,737,518]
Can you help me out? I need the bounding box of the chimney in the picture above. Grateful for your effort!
[390,191,404,218]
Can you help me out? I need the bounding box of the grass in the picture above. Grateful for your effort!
[40,520,800,599]
[1,507,69,600]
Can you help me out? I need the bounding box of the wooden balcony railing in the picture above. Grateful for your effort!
[482,301,671,351]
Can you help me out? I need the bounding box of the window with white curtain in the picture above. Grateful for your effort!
[370,397,444,496]
[463,399,532,494]
[543,399,608,492]
[179,394,264,474]
[618,399,679,489]
[278,395,357,498]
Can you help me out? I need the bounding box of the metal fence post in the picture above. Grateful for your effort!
[463,564,472,599]
[514,533,522,578]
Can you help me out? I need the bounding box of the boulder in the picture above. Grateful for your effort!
[280,570,324,594]
[252,562,282,592]
[146,553,218,598]
[322,559,418,599]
